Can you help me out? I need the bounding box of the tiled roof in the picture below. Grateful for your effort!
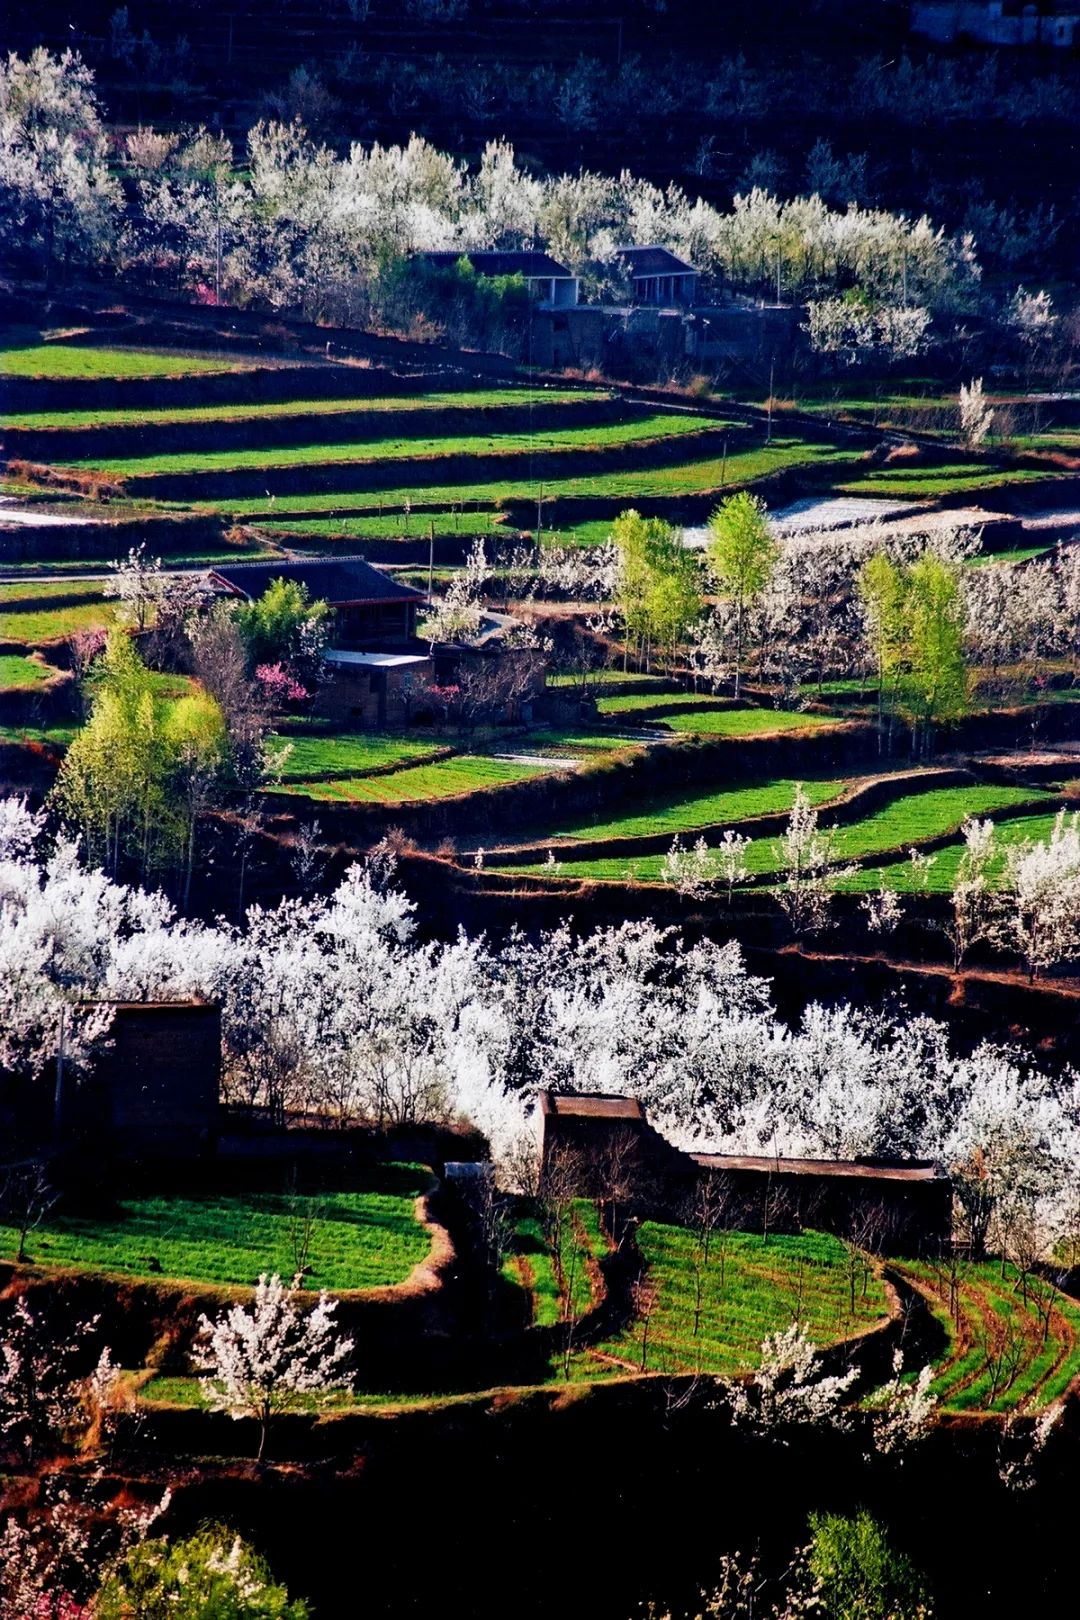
[617,245,699,277]
[209,557,425,607]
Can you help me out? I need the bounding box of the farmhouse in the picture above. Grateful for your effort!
[421,249,580,306]
[911,0,1079,45]
[615,246,700,308]
[210,556,433,727]
[539,1091,953,1255]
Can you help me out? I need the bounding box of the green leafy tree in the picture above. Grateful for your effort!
[857,551,908,751]
[53,633,229,884]
[904,552,968,758]
[857,551,968,758]
[233,579,329,676]
[166,689,231,908]
[94,1525,310,1620]
[612,509,702,669]
[706,492,778,696]
[808,1510,933,1620]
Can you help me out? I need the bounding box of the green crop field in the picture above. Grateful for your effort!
[0,653,58,690]
[842,808,1072,892]
[0,344,250,379]
[0,595,122,643]
[8,389,606,432]
[538,776,849,844]
[519,781,1052,883]
[548,671,675,689]
[270,730,452,780]
[574,1224,889,1379]
[894,1258,1080,1413]
[0,723,76,747]
[595,691,731,715]
[202,436,857,519]
[502,1199,609,1328]
[840,463,1056,500]
[277,752,560,804]
[70,412,716,477]
[660,708,839,737]
[0,1165,433,1290]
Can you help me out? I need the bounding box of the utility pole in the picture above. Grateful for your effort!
[428,520,435,599]
[536,482,544,544]
[766,356,775,444]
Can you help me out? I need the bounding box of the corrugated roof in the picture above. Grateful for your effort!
[209,557,425,607]
[422,250,576,280]
[617,245,699,277]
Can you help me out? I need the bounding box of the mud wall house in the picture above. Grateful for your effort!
[911,1,1079,45]
[538,1091,953,1255]
[65,1002,221,1161]
[209,556,432,728]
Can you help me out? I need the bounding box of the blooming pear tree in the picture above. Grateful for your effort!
[193,1273,354,1461]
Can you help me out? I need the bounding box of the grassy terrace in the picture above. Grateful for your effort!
[894,1258,1080,1413]
[201,437,858,518]
[270,729,452,780]
[8,389,606,431]
[574,1224,889,1380]
[537,775,848,843]
[839,462,1058,500]
[0,653,58,690]
[276,752,561,804]
[69,413,716,476]
[502,1199,609,1328]
[0,344,250,378]
[0,582,121,643]
[517,781,1052,882]
[844,807,1073,892]
[1,1165,433,1291]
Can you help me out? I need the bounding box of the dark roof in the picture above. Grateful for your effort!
[539,1091,645,1121]
[690,1153,946,1183]
[617,245,699,277]
[209,557,425,607]
[422,250,576,280]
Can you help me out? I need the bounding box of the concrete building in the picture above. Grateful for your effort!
[615,246,700,308]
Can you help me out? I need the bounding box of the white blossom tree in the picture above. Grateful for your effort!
[193,1273,354,1462]
[995,809,1080,979]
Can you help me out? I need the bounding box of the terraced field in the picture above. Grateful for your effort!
[513,781,1056,883]
[574,1223,889,1379]
[502,1199,609,1328]
[843,807,1074,892]
[276,752,563,804]
[216,436,856,525]
[0,652,58,690]
[270,729,453,780]
[1,344,251,378]
[894,1258,1080,1413]
[10,388,605,433]
[0,1164,433,1291]
[533,775,849,844]
[0,581,123,643]
[66,412,716,479]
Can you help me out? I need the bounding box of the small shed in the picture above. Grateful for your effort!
[616,246,700,308]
